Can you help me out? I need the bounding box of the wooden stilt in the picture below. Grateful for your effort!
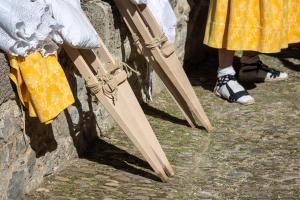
[96,38,174,176]
[114,0,213,132]
[64,45,172,181]
[80,44,174,176]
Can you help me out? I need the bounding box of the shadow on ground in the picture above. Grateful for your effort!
[269,45,300,71]
[83,139,161,182]
[141,103,191,128]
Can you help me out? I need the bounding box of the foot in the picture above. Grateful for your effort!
[214,74,255,105]
[239,61,288,82]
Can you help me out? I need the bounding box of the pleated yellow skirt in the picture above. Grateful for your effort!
[9,52,75,124]
[204,0,300,53]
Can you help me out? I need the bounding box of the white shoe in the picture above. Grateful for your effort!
[214,74,255,105]
[239,61,288,82]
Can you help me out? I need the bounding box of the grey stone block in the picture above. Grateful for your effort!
[7,171,25,200]
[0,53,14,105]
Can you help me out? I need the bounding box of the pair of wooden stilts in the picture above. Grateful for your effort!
[64,0,213,182]
[115,0,213,131]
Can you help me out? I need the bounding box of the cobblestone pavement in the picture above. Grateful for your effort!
[26,49,300,200]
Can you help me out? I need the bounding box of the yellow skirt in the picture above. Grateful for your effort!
[204,0,300,53]
[9,52,75,124]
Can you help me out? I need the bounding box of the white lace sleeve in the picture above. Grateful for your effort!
[0,0,63,56]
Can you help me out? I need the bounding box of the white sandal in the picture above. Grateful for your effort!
[214,74,255,105]
[239,61,288,82]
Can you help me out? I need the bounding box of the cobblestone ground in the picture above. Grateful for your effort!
[26,49,300,200]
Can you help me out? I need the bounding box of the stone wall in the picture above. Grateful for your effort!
[0,0,211,199]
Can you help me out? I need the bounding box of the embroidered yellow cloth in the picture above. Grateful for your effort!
[204,0,300,53]
[8,52,75,124]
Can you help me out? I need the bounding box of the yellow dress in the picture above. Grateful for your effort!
[204,0,300,53]
[9,52,75,124]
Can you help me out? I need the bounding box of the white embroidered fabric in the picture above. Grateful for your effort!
[0,0,99,56]
[0,0,63,56]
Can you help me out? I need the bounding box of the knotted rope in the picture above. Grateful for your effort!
[116,60,141,77]
[16,99,28,152]
[87,72,118,102]
[145,33,168,49]
[87,61,140,103]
